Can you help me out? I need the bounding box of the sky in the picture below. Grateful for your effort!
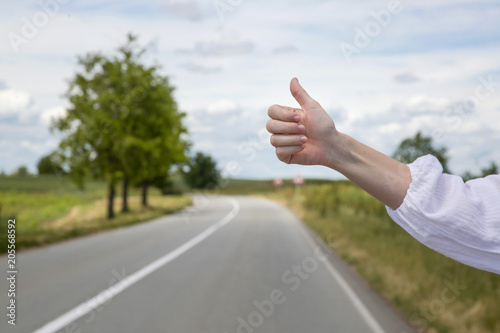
[1,0,500,180]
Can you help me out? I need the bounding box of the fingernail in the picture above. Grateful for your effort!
[293,115,300,122]
[300,144,306,150]
[298,124,305,132]
[300,136,307,143]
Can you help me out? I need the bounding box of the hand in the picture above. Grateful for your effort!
[267,77,411,209]
[267,78,338,166]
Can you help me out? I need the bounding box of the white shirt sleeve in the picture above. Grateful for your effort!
[386,154,500,274]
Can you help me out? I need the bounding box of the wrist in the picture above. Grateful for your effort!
[322,131,354,171]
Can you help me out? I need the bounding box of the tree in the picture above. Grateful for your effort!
[461,171,474,182]
[37,153,65,176]
[183,152,220,190]
[52,54,123,218]
[116,36,188,208]
[52,34,187,218]
[152,174,183,195]
[13,165,30,177]
[462,161,498,181]
[480,161,498,177]
[392,131,450,173]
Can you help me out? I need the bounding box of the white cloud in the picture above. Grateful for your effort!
[189,125,213,133]
[20,138,59,154]
[40,106,66,126]
[405,94,450,112]
[179,61,222,74]
[163,0,202,21]
[176,34,255,56]
[0,89,31,116]
[207,100,239,114]
[394,72,420,84]
[273,44,298,54]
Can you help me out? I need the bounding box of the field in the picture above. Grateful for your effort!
[222,179,500,333]
[0,175,192,251]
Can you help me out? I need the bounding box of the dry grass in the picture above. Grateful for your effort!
[261,184,500,333]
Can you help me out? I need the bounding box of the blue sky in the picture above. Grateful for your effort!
[1,0,500,179]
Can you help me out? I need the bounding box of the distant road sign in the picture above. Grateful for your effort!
[292,173,304,185]
[273,178,283,187]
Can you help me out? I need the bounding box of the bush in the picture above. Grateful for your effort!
[303,182,387,219]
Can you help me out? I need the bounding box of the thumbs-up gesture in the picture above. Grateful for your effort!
[267,77,412,209]
[267,78,338,166]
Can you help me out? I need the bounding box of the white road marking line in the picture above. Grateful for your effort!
[299,221,386,333]
[33,198,240,333]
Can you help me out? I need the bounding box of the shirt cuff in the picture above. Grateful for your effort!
[388,154,443,213]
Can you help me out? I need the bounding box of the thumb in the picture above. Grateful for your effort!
[290,77,318,109]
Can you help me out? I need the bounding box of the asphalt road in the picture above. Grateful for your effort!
[0,196,416,333]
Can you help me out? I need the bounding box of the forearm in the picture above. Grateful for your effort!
[325,132,411,209]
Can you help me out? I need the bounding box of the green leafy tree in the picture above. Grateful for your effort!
[116,36,188,208]
[461,171,474,182]
[392,131,450,173]
[183,152,220,190]
[13,165,30,177]
[151,174,183,195]
[462,161,498,181]
[53,56,123,218]
[480,161,498,177]
[37,153,65,176]
[53,34,187,218]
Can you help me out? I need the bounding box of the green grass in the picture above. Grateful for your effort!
[2,190,103,228]
[217,177,334,195]
[14,195,192,250]
[0,174,105,192]
[0,175,192,251]
[0,175,111,230]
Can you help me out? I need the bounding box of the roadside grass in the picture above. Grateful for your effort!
[0,175,192,252]
[217,178,333,195]
[258,182,500,333]
[17,194,192,249]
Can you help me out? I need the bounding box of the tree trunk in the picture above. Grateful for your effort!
[107,182,116,219]
[122,176,129,213]
[141,179,148,207]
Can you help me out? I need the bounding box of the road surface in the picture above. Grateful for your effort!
[1,196,415,333]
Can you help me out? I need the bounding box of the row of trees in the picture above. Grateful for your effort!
[51,34,188,219]
[462,162,498,181]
